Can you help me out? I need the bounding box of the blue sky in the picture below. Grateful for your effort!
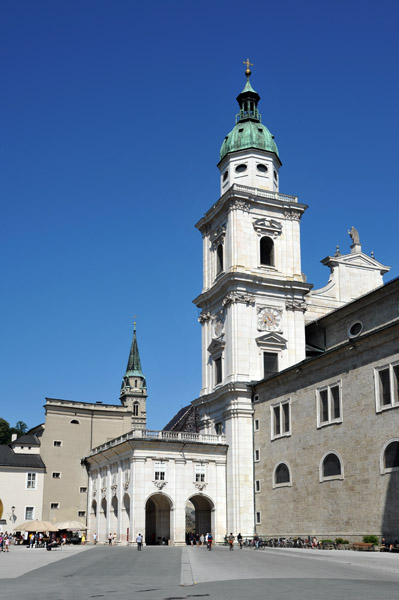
[1,0,398,431]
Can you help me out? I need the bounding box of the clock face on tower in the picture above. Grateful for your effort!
[257,307,282,332]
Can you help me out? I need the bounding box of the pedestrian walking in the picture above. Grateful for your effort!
[108,533,112,546]
[136,533,143,551]
[228,533,235,550]
[93,532,97,544]
[237,533,243,549]
[207,532,213,551]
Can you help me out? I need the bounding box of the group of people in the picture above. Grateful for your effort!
[107,532,118,545]
[0,532,11,552]
[187,532,214,550]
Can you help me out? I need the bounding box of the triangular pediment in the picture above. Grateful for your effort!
[207,337,226,355]
[322,252,390,273]
[256,332,287,350]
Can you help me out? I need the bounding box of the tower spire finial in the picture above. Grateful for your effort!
[243,58,253,78]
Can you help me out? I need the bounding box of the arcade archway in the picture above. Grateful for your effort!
[145,493,172,545]
[186,495,214,539]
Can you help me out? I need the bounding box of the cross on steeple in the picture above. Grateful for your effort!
[243,58,253,77]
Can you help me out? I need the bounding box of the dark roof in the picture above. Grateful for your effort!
[163,405,199,433]
[0,445,45,469]
[13,434,40,446]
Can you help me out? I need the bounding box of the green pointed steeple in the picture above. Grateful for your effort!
[120,322,148,425]
[125,323,145,381]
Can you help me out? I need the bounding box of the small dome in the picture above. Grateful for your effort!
[220,120,279,161]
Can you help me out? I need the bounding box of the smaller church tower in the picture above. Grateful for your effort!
[120,323,147,429]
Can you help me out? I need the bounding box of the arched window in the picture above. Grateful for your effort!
[321,452,342,479]
[275,463,290,485]
[70,419,80,425]
[133,403,139,417]
[216,244,224,274]
[260,236,274,266]
[384,441,399,470]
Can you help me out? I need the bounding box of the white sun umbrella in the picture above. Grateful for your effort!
[55,520,87,531]
[14,520,59,532]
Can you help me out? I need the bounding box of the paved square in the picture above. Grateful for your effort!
[1,545,399,600]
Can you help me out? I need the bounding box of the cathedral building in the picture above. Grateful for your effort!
[1,66,396,544]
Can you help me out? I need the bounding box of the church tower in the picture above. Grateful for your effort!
[120,323,147,429]
[193,64,311,536]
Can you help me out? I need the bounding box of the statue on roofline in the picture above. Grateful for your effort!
[348,226,360,245]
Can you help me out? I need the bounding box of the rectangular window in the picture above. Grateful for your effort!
[80,487,88,493]
[271,400,291,439]
[25,506,34,520]
[256,512,261,524]
[376,363,399,411]
[254,419,259,431]
[154,462,165,481]
[255,480,260,492]
[132,404,139,416]
[78,511,86,517]
[255,449,260,462]
[53,440,62,447]
[317,383,342,427]
[50,503,60,510]
[215,422,222,435]
[263,352,278,378]
[215,357,222,385]
[26,472,36,489]
[195,463,205,482]
[52,472,61,479]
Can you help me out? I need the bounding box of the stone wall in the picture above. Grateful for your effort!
[254,320,399,541]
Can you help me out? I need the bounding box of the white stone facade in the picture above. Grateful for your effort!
[86,429,227,545]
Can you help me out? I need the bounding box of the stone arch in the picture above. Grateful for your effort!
[145,493,173,546]
[186,494,215,540]
[380,438,399,474]
[273,461,292,488]
[319,450,344,481]
[101,497,107,518]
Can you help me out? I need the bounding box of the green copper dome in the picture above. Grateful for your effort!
[220,76,280,162]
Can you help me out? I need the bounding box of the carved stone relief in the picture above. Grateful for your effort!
[229,199,251,212]
[211,225,226,249]
[194,482,207,492]
[212,311,225,337]
[153,480,167,490]
[285,300,307,312]
[253,218,283,239]
[198,312,211,324]
[222,292,255,307]
[284,210,301,221]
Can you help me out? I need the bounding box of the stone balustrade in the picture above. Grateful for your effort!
[90,429,227,455]
[233,183,298,203]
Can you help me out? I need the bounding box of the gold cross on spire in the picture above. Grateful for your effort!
[243,58,253,77]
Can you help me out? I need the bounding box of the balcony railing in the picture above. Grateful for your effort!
[232,183,298,203]
[90,429,227,455]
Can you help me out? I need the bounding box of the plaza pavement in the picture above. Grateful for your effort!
[1,543,399,599]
